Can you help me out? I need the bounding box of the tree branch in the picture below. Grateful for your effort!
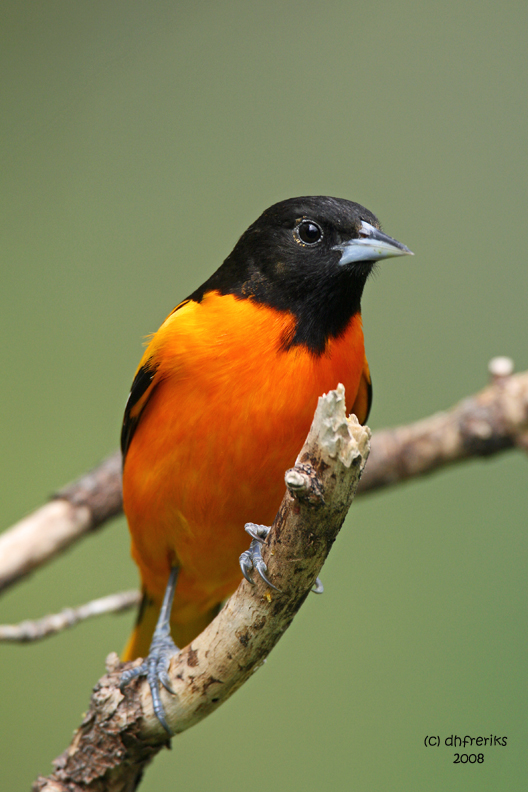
[358,359,528,494]
[0,453,122,593]
[2,363,527,601]
[32,385,370,792]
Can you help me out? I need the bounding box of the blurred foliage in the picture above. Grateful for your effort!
[1,1,527,789]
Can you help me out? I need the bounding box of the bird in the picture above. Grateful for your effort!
[119,196,412,732]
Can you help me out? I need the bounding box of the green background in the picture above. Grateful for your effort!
[2,1,527,789]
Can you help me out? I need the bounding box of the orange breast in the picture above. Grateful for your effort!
[123,292,366,627]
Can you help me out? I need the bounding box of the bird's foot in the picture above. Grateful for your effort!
[120,626,179,735]
[239,523,280,590]
[239,523,323,594]
[120,565,180,735]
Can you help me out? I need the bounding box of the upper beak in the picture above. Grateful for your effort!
[332,221,413,265]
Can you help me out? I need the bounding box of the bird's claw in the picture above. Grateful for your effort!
[239,524,323,595]
[245,523,269,544]
[120,629,179,735]
[239,523,281,592]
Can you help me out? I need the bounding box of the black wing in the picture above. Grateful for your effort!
[121,361,159,461]
[121,299,193,461]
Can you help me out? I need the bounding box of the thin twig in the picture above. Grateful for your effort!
[0,590,140,643]
[33,385,371,792]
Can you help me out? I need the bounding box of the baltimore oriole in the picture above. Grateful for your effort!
[119,196,412,731]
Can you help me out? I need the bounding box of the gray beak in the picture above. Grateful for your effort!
[332,221,413,265]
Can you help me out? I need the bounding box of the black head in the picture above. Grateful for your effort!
[188,196,412,353]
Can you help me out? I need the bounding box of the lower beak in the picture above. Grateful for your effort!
[333,221,413,265]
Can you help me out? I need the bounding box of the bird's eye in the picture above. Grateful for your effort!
[296,220,323,246]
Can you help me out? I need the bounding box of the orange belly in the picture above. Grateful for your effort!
[123,292,366,646]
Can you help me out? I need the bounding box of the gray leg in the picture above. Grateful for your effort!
[120,566,180,735]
